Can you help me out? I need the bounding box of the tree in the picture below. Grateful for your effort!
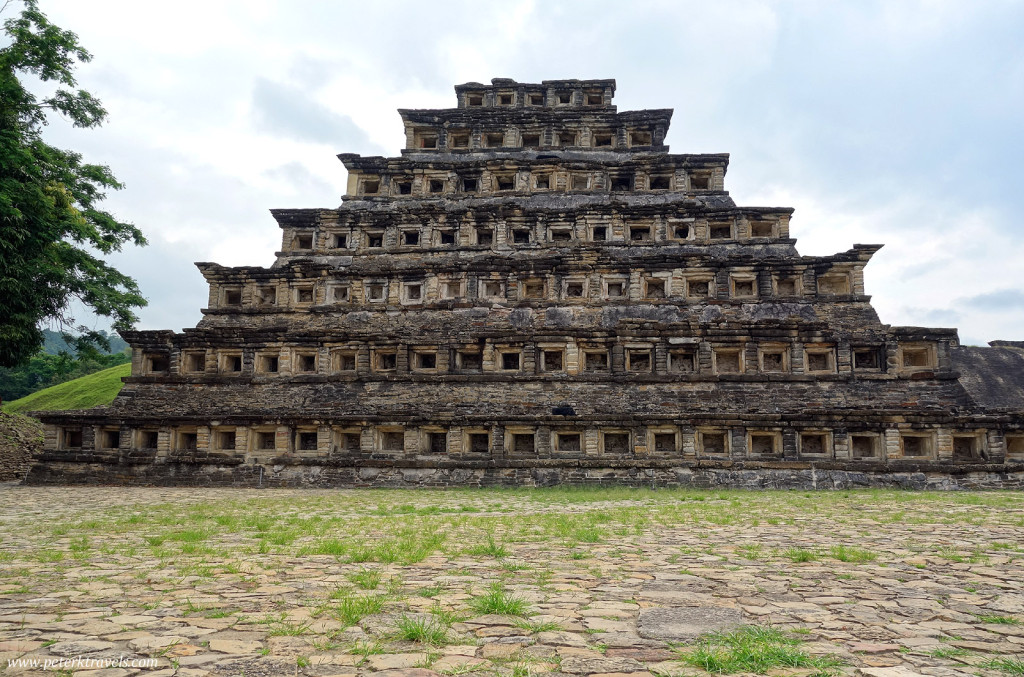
[0,0,146,368]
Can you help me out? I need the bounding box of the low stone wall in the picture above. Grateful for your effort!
[0,413,42,482]
[22,458,1024,490]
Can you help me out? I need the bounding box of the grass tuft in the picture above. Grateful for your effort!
[983,657,1024,676]
[676,625,844,675]
[395,614,451,645]
[469,583,529,616]
[829,545,878,563]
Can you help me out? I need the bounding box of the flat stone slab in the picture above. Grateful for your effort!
[637,607,743,641]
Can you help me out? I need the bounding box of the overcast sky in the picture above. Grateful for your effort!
[19,0,1024,346]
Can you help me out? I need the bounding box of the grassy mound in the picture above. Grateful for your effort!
[2,363,130,415]
[0,412,42,480]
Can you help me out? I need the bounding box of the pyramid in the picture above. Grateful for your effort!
[31,78,1024,488]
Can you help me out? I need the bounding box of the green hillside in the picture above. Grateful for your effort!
[2,363,130,415]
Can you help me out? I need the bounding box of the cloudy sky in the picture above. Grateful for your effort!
[20,0,1024,346]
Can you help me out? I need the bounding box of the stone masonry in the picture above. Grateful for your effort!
[28,78,1024,487]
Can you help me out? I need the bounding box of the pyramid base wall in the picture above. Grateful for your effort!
[22,458,1024,490]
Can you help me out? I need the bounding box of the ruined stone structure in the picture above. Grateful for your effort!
[29,79,1024,488]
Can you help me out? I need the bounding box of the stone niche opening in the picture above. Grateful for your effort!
[591,225,608,241]
[671,223,690,239]
[1006,435,1024,460]
[731,277,756,299]
[295,353,317,373]
[555,432,582,453]
[542,349,564,372]
[438,229,456,245]
[533,174,550,190]
[714,348,742,374]
[500,351,521,371]
[495,175,515,191]
[412,349,437,371]
[902,345,935,369]
[564,280,585,298]
[294,234,313,250]
[854,348,880,370]
[462,178,478,193]
[668,349,696,374]
[818,273,851,295]
[366,231,385,248]
[334,430,361,453]
[584,350,609,372]
[176,430,198,451]
[418,134,438,149]
[395,181,412,195]
[650,174,671,190]
[529,93,544,106]
[750,220,775,238]
[425,431,448,454]
[257,286,278,306]
[626,347,653,373]
[749,432,780,456]
[644,277,666,299]
[610,173,633,191]
[485,133,504,148]
[256,430,277,451]
[481,280,503,298]
[603,431,631,453]
[137,430,159,450]
[183,351,207,373]
[457,349,482,372]
[450,133,470,148]
[522,133,541,148]
[523,279,546,299]
[296,430,318,452]
[440,280,463,299]
[690,173,711,190]
[373,350,398,372]
[550,227,573,242]
[593,132,614,147]
[901,433,933,458]
[257,354,279,374]
[571,174,589,190]
[687,278,712,298]
[222,288,242,306]
[513,229,532,244]
[403,282,423,302]
[216,430,236,451]
[61,428,83,449]
[775,276,798,296]
[799,432,829,457]
[295,285,315,304]
[760,348,787,373]
[586,91,603,106]
[467,93,484,106]
[145,353,170,374]
[805,348,835,373]
[98,428,120,450]
[652,431,678,453]
[331,350,357,373]
[850,434,880,459]
[709,222,732,240]
[953,434,985,461]
[606,279,626,298]
[630,130,652,146]
[700,430,728,456]
[331,285,350,303]
[467,432,490,453]
[498,93,513,106]
[428,179,444,194]
[510,431,535,454]
[557,91,572,105]
[629,225,652,241]
[402,231,420,246]
[379,429,405,453]
[559,131,577,146]
[362,178,380,195]
[221,353,243,373]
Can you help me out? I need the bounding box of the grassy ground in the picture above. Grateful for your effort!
[1,362,129,414]
[1,487,1021,676]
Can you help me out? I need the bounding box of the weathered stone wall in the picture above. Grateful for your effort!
[0,412,41,481]
[23,458,1024,490]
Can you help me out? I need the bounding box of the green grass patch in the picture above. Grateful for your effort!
[983,657,1024,676]
[829,545,878,563]
[3,363,130,414]
[469,583,529,616]
[976,614,1020,625]
[394,614,451,645]
[676,625,844,675]
[784,548,818,563]
[333,594,386,627]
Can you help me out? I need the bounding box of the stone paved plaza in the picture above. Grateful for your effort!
[0,486,1021,676]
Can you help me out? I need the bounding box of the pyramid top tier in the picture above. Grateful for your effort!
[394,77,672,155]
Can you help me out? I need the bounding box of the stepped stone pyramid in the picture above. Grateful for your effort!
[30,78,1024,488]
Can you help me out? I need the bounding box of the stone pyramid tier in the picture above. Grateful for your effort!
[30,78,1024,488]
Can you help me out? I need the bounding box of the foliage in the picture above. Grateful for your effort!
[0,343,129,401]
[0,0,146,368]
[2,362,129,413]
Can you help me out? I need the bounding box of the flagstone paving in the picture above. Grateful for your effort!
[0,485,1022,676]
